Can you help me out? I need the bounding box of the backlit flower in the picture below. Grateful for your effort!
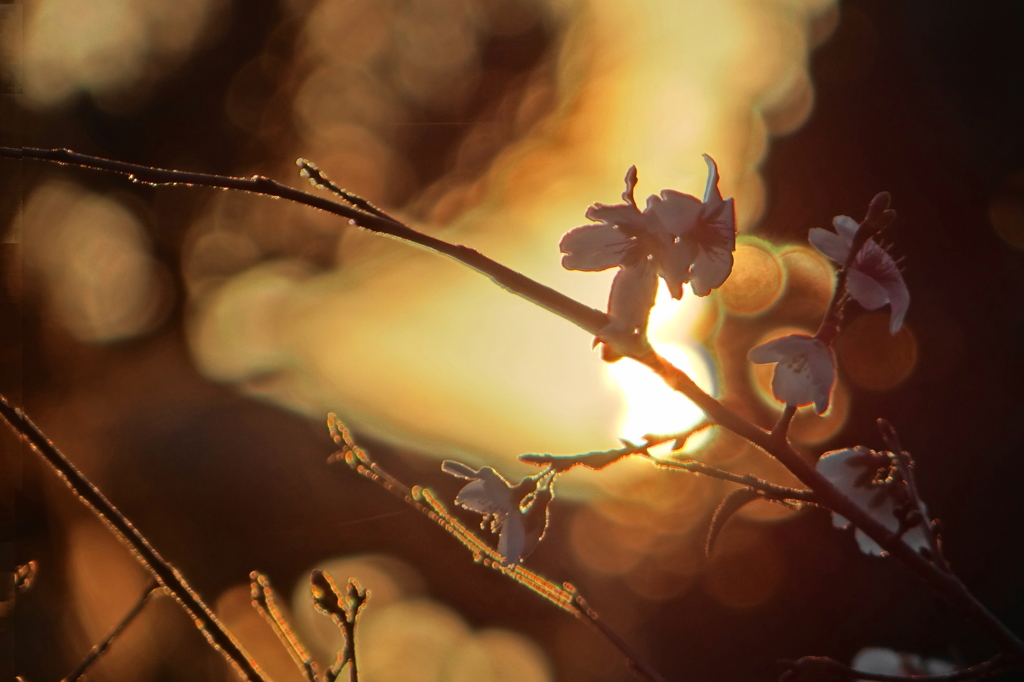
[816,447,929,557]
[809,215,909,333]
[559,156,735,357]
[441,460,552,564]
[748,334,835,414]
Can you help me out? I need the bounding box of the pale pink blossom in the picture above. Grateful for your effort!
[441,460,552,564]
[747,334,835,414]
[559,156,735,357]
[809,215,909,333]
[816,447,929,557]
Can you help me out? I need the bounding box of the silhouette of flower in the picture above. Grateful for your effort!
[816,447,929,557]
[559,155,735,357]
[809,215,909,333]
[441,460,552,564]
[748,334,835,413]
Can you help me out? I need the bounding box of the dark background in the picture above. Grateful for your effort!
[3,1,1024,681]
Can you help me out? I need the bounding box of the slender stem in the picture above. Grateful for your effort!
[0,395,270,682]
[648,456,818,504]
[64,580,160,682]
[0,146,608,335]
[771,405,797,443]
[250,572,318,682]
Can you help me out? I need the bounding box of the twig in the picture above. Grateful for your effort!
[310,570,367,682]
[0,146,608,336]
[63,580,161,682]
[778,654,1011,682]
[251,572,318,682]
[878,419,948,570]
[327,415,669,682]
[518,423,711,472]
[646,456,818,504]
[0,395,270,682]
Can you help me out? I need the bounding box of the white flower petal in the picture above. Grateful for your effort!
[598,262,658,358]
[832,215,860,242]
[702,153,723,204]
[808,227,851,264]
[883,273,910,334]
[454,467,513,515]
[607,261,658,333]
[585,201,645,230]
[621,165,639,206]
[497,512,527,564]
[560,223,631,271]
[854,240,909,333]
[747,334,815,364]
[689,246,734,297]
[645,190,702,237]
[846,267,891,310]
[750,335,834,412]
[441,460,480,480]
[656,238,696,299]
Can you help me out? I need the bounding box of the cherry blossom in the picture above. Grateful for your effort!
[559,156,735,358]
[809,215,909,333]
[816,447,929,557]
[747,334,835,414]
[441,460,552,564]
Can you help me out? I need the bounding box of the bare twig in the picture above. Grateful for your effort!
[251,572,318,682]
[327,415,669,682]
[778,654,1012,682]
[706,488,763,556]
[0,146,608,336]
[646,456,818,504]
[0,395,270,682]
[310,570,367,682]
[878,419,948,570]
[63,580,161,682]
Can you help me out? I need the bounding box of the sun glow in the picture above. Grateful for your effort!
[604,286,717,452]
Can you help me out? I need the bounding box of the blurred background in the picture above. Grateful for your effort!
[2,0,1024,680]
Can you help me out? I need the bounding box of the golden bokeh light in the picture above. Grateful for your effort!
[775,245,835,322]
[835,313,918,391]
[290,554,551,682]
[718,238,785,316]
[67,521,176,681]
[20,181,170,343]
[16,0,225,109]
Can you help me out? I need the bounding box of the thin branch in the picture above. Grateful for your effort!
[251,572,318,682]
[646,456,818,504]
[1,146,608,336]
[327,415,669,682]
[518,423,711,472]
[878,419,948,570]
[63,580,160,682]
[779,654,1012,682]
[0,395,270,682]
